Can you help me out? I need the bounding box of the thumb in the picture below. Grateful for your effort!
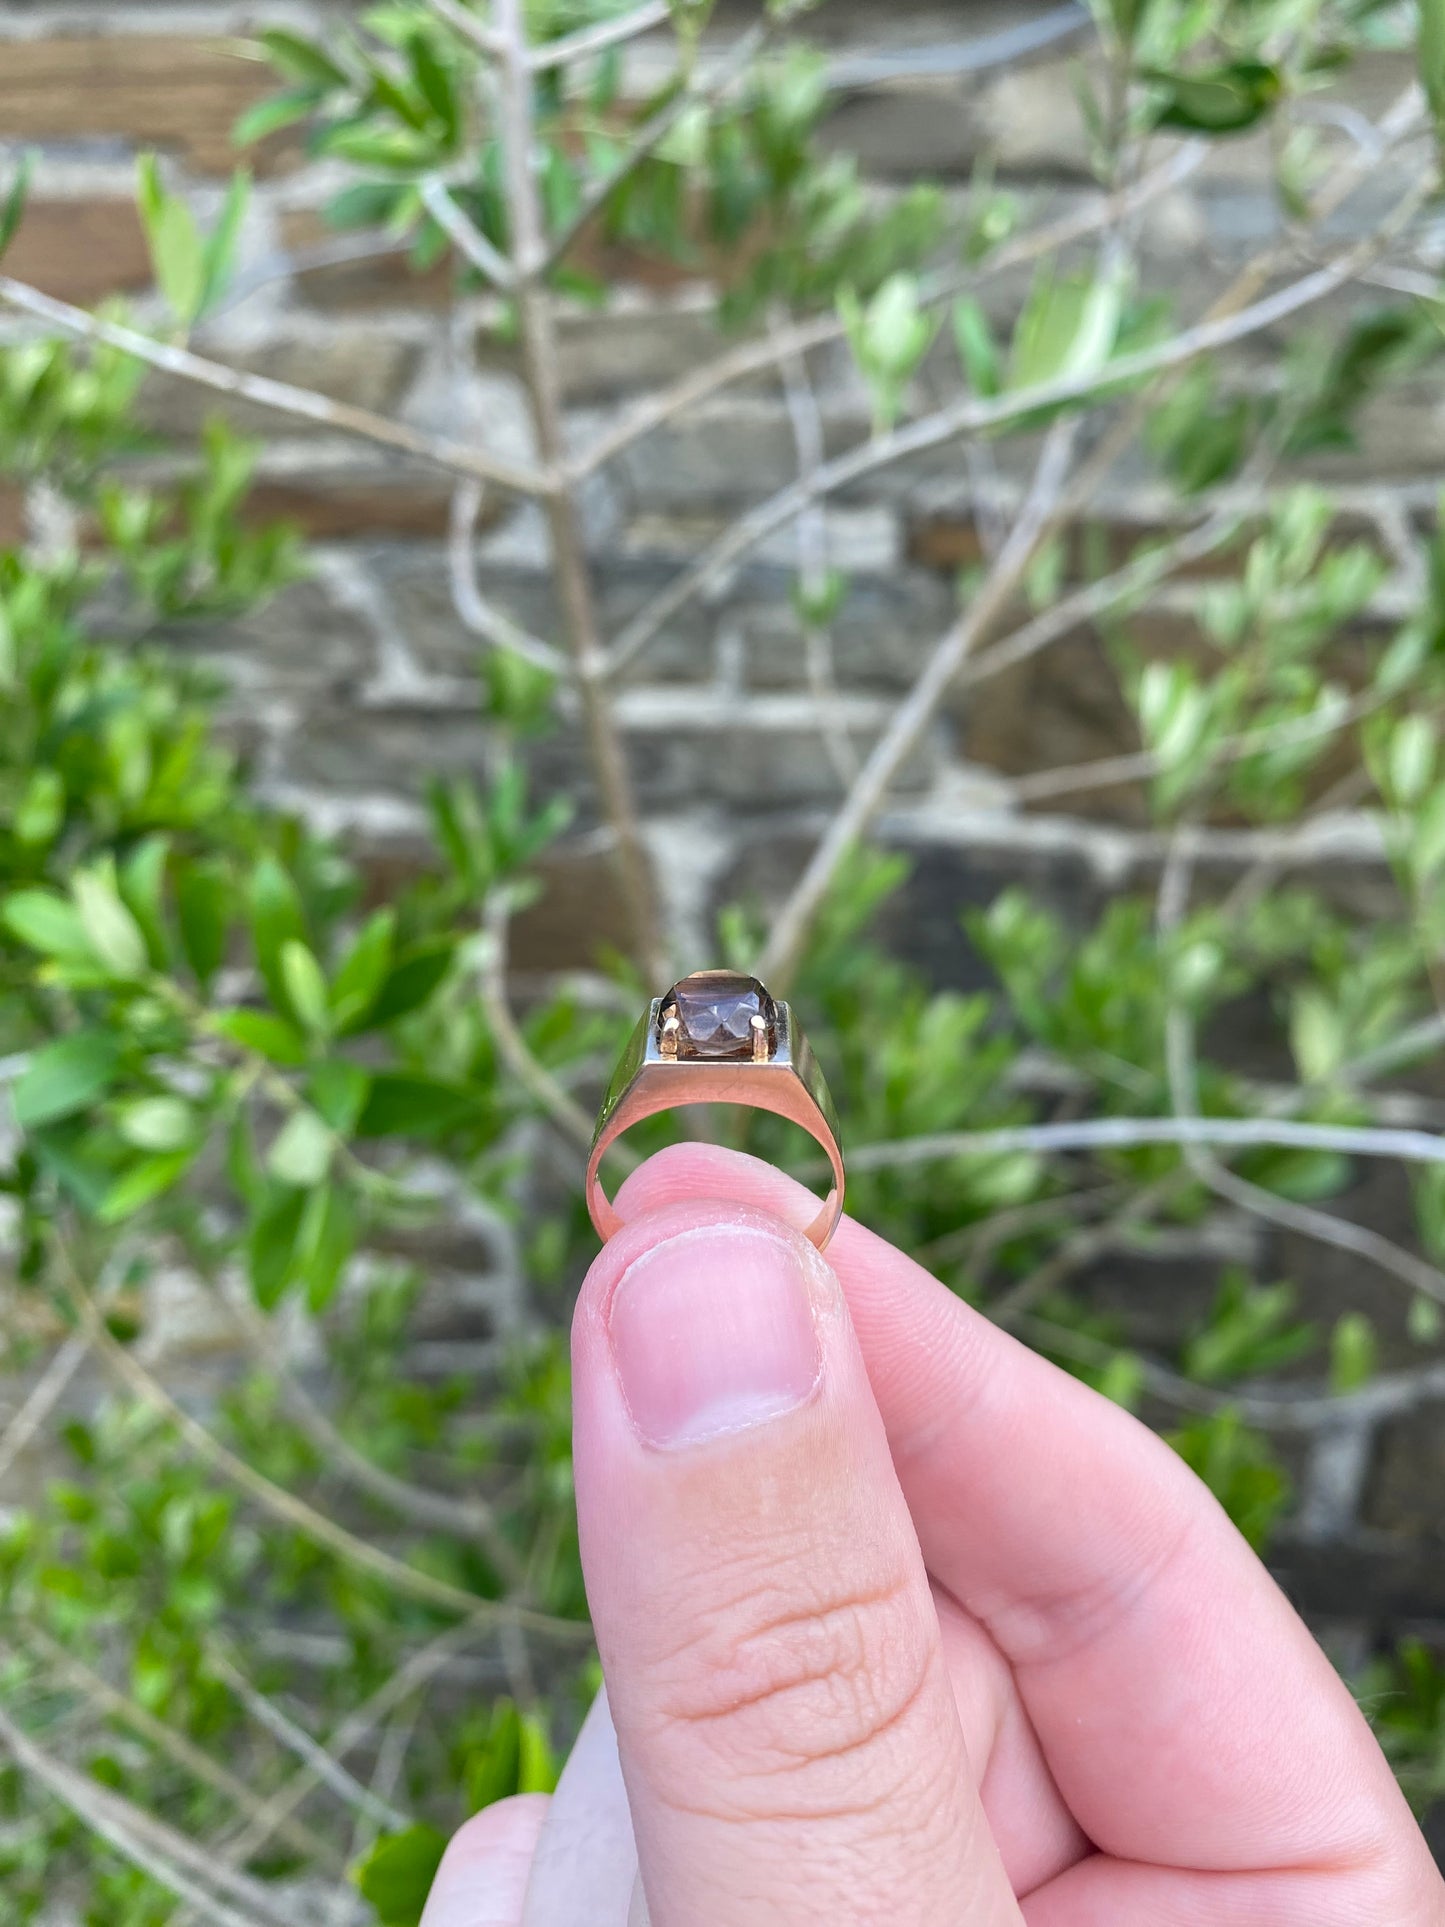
[571,1197,1021,1927]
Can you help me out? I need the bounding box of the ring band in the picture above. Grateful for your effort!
[587,970,845,1250]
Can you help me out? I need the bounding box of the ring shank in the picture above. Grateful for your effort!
[586,1069,845,1250]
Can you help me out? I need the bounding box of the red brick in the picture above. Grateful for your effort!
[3,198,151,306]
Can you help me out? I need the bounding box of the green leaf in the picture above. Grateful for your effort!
[248,1186,308,1308]
[249,856,308,1017]
[1421,0,1445,143]
[1389,714,1436,806]
[1145,62,1282,136]
[308,1059,371,1135]
[368,941,456,1026]
[952,296,1001,398]
[15,767,64,846]
[120,835,171,969]
[267,1109,333,1187]
[72,867,149,979]
[177,859,231,989]
[1330,1311,1377,1393]
[353,1825,448,1927]
[1103,0,1153,46]
[298,1181,359,1313]
[199,169,251,316]
[211,1009,310,1067]
[97,1149,196,1224]
[136,154,206,324]
[0,151,33,263]
[282,939,331,1036]
[260,28,349,88]
[1010,262,1125,392]
[234,86,324,148]
[116,1096,196,1152]
[13,1033,121,1130]
[331,909,395,1032]
[356,1073,481,1139]
[2,890,96,966]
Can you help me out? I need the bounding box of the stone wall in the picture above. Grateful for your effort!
[4,0,1445,1651]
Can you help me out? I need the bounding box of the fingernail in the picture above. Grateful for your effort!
[608,1224,823,1448]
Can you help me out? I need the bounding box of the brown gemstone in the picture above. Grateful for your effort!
[662,970,775,1059]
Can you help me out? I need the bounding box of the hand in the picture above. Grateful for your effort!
[421,1144,1445,1925]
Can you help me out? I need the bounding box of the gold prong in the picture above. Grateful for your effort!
[751,1013,770,1062]
[659,1011,681,1059]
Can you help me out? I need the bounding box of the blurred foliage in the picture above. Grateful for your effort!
[0,0,1444,1916]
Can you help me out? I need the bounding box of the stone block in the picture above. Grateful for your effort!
[1365,1403,1445,1542]
[241,464,463,542]
[172,576,379,696]
[3,195,151,305]
[0,34,295,177]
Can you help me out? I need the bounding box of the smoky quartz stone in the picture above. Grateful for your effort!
[661,970,776,1059]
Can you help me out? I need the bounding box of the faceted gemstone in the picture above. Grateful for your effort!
[663,970,775,1059]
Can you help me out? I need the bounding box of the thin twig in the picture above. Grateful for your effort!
[18,1629,333,1866]
[0,1701,293,1927]
[61,1245,584,1637]
[757,419,1080,986]
[493,0,666,976]
[602,198,1429,682]
[0,276,548,497]
[428,0,506,58]
[481,894,605,1157]
[529,0,671,72]
[448,479,567,672]
[419,177,516,289]
[776,320,859,786]
[578,142,1209,481]
[842,1116,1445,1176]
[207,1644,409,1831]
[223,1288,528,1586]
[0,1333,88,1488]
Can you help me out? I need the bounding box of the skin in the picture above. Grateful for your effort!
[422,1143,1445,1926]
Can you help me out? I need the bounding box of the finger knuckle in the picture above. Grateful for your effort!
[646,1561,940,1811]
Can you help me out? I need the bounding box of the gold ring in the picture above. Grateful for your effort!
[587,970,845,1251]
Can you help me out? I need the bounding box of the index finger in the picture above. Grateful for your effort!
[614,1144,1430,1889]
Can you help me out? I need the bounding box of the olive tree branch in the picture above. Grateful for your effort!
[603,208,1427,685]
[419,176,516,289]
[492,0,667,977]
[448,479,569,672]
[576,141,1209,481]
[529,0,672,73]
[0,276,549,497]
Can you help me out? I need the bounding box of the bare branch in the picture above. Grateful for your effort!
[0,276,549,498]
[493,0,666,975]
[207,1644,409,1831]
[60,1243,586,1637]
[776,320,859,786]
[529,0,672,72]
[19,1629,333,1866]
[757,418,1080,986]
[429,0,506,57]
[481,893,610,1158]
[0,1332,87,1488]
[223,1286,529,1585]
[841,1116,1445,1178]
[448,479,569,672]
[419,176,516,289]
[604,205,1428,682]
[577,142,1208,481]
[0,1699,295,1927]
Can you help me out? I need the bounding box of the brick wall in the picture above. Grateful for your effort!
[4,0,1445,1649]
